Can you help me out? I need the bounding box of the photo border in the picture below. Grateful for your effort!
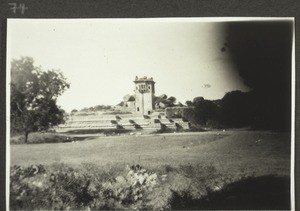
[0,1,299,210]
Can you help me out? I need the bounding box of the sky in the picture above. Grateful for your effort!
[7,18,251,112]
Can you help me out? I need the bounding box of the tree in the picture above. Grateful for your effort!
[80,107,89,112]
[185,101,193,107]
[10,57,70,143]
[220,90,252,128]
[167,96,176,105]
[221,22,292,130]
[191,96,219,125]
[193,97,204,105]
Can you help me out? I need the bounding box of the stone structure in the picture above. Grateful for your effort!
[134,76,155,115]
[55,112,190,133]
[55,76,190,133]
[122,94,136,111]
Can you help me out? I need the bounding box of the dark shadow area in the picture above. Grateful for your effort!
[110,120,118,124]
[129,120,143,129]
[155,123,173,133]
[116,124,124,129]
[171,175,290,210]
[175,123,184,132]
[221,21,293,131]
[115,115,122,120]
[154,119,160,123]
[134,124,142,129]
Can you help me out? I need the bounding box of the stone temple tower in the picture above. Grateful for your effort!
[134,76,155,115]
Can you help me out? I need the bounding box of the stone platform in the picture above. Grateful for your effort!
[55,112,190,133]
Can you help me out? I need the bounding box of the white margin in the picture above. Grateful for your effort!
[290,18,296,211]
[6,17,296,211]
[6,19,11,211]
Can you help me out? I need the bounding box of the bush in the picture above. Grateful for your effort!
[10,164,160,210]
[10,133,72,144]
[10,163,254,210]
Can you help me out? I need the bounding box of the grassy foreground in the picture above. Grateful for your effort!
[10,131,291,210]
[11,131,290,176]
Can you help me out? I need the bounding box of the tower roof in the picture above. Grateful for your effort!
[134,76,155,83]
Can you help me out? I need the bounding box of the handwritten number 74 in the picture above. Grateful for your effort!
[8,3,28,14]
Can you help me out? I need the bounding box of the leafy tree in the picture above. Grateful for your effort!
[221,22,292,130]
[195,100,219,125]
[183,96,220,126]
[10,57,70,143]
[185,101,193,107]
[80,107,89,112]
[220,90,251,128]
[192,97,204,105]
[94,105,103,111]
[167,96,176,105]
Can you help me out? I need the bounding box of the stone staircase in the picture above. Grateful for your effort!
[55,112,189,133]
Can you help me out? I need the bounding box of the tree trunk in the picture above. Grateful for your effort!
[24,131,29,143]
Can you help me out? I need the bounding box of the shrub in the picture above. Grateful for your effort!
[10,163,254,210]
[10,133,72,144]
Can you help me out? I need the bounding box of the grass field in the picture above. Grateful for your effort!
[11,130,290,176]
[10,130,291,210]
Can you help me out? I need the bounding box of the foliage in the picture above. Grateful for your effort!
[221,22,292,131]
[10,57,70,142]
[79,105,112,112]
[167,96,176,104]
[182,90,285,130]
[10,163,255,210]
[220,90,251,127]
[11,162,289,210]
[10,164,159,210]
[192,97,220,125]
[94,105,112,110]
[168,98,220,128]
[10,133,72,144]
[103,111,132,115]
[154,94,177,109]
[185,100,193,107]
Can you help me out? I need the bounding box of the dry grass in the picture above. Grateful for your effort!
[10,131,291,177]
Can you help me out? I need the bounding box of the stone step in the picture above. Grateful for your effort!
[58,111,190,133]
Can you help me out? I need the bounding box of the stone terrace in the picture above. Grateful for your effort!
[55,112,189,133]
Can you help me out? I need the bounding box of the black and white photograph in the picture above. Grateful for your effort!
[7,18,294,210]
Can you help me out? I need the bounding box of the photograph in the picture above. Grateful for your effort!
[7,18,294,210]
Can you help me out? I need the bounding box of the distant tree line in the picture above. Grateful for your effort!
[72,105,112,113]
[154,94,182,108]
[166,90,290,131]
[216,21,292,131]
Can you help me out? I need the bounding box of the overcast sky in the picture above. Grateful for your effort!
[7,19,251,112]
